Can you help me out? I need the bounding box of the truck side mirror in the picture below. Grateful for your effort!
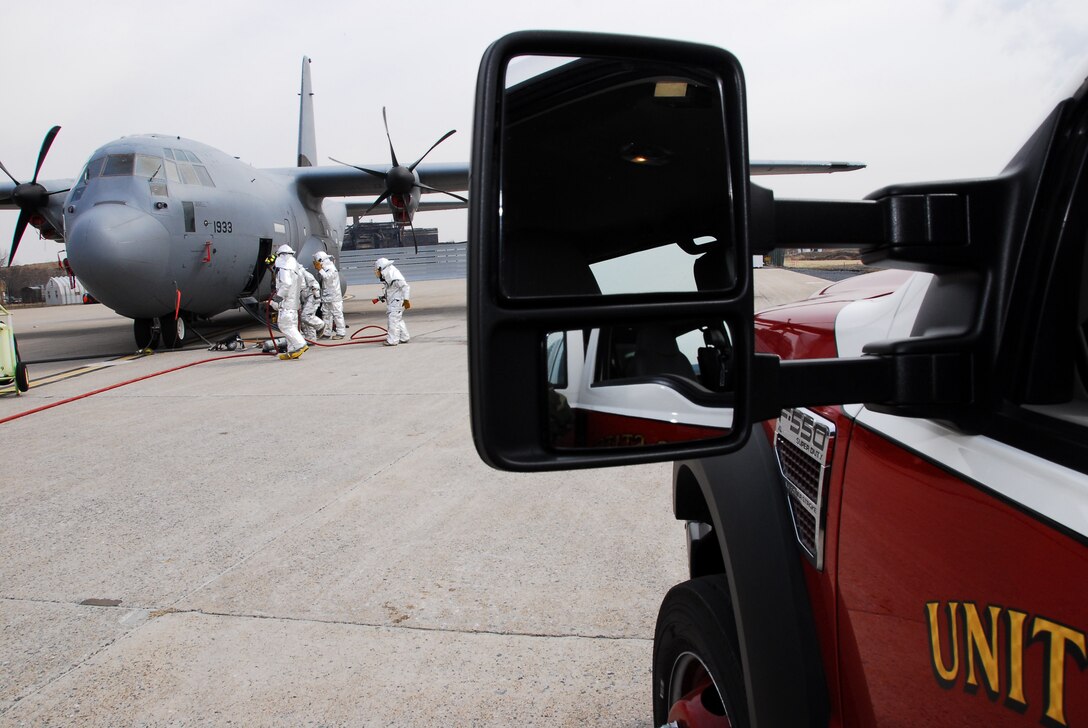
[469,31,756,470]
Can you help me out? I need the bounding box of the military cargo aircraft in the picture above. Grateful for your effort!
[0,57,469,349]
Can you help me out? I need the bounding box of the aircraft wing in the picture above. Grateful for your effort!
[0,181,14,209]
[345,199,467,217]
[285,160,856,199]
[283,163,469,199]
[750,161,864,175]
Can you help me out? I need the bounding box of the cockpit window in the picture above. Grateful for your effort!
[70,147,214,204]
[193,165,215,187]
[164,148,215,187]
[164,159,181,183]
[102,153,135,176]
[69,157,106,202]
[83,157,105,182]
[178,163,199,185]
[136,154,162,178]
[99,153,163,178]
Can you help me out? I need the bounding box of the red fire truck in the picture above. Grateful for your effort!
[466,32,1088,726]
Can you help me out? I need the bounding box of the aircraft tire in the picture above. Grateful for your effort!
[652,576,748,727]
[134,318,160,350]
[159,314,186,349]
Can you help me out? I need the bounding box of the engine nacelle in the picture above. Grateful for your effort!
[388,185,421,226]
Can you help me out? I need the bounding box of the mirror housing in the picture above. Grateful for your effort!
[469,31,1054,474]
[469,31,755,470]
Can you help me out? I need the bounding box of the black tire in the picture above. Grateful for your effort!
[134,318,160,350]
[653,576,748,727]
[15,361,29,392]
[159,314,186,349]
[13,336,29,392]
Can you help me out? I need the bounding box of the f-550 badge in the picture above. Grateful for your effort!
[774,408,835,569]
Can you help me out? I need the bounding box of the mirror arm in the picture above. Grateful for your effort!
[755,198,885,254]
[754,192,971,267]
[751,354,893,421]
[751,350,976,423]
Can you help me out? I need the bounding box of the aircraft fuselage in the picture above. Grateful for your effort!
[64,134,344,321]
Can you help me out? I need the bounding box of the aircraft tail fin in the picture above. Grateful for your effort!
[297,56,317,167]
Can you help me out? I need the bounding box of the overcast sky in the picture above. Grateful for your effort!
[3,0,1086,264]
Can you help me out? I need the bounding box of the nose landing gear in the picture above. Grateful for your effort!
[133,313,188,350]
[159,313,186,349]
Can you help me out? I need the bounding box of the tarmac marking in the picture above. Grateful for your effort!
[18,353,148,390]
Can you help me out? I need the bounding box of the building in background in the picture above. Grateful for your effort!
[342,221,440,251]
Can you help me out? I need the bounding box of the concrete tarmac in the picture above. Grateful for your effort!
[0,269,827,727]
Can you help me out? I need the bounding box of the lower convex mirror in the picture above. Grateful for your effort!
[545,321,736,449]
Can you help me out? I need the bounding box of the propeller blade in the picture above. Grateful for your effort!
[8,209,31,267]
[409,221,418,255]
[362,191,392,217]
[47,187,71,196]
[382,107,400,168]
[408,130,457,171]
[31,126,61,184]
[414,183,468,203]
[328,157,387,181]
[0,159,20,185]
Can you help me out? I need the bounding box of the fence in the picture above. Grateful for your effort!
[338,243,467,285]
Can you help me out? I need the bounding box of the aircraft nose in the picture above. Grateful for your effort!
[66,204,172,317]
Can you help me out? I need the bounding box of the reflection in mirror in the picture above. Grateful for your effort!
[500,55,737,298]
[545,320,735,449]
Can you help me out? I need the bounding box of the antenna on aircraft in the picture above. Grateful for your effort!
[329,107,468,253]
[0,126,70,266]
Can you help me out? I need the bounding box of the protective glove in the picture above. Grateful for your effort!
[404,299,412,310]
[270,300,280,311]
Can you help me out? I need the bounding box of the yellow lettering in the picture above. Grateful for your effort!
[926,601,960,686]
[1005,609,1028,708]
[964,603,1001,697]
[1031,617,1088,727]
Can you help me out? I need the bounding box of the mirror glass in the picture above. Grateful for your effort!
[545,320,735,449]
[499,55,737,298]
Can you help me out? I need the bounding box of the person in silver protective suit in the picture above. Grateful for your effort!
[313,251,346,340]
[270,244,308,359]
[299,264,324,341]
[375,256,410,346]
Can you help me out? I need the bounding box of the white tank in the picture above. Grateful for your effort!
[44,276,87,306]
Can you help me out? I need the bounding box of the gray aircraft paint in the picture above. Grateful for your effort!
[0,57,469,344]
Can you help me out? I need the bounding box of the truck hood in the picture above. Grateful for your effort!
[756,269,931,361]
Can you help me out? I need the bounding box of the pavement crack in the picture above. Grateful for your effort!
[164,607,654,644]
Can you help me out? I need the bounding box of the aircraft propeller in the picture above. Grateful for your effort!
[0,125,71,266]
[330,108,467,254]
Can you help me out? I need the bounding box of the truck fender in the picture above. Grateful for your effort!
[673,426,828,727]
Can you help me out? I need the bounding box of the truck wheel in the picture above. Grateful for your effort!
[653,576,748,728]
